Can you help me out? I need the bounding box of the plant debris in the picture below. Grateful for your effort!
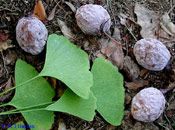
[125,80,149,90]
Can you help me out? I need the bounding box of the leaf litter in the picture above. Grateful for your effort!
[123,56,140,81]
[125,79,149,90]
[33,0,58,21]
[0,77,13,102]
[135,3,175,47]
[57,19,75,42]
[97,27,124,69]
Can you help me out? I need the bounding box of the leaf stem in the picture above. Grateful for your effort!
[9,102,53,111]
[0,102,53,115]
[0,75,39,96]
[0,108,46,115]
[0,103,9,108]
[103,31,122,46]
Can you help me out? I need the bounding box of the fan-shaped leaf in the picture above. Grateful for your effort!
[46,89,96,121]
[91,58,125,126]
[39,34,93,99]
[8,60,55,130]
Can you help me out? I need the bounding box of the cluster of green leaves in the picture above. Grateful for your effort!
[0,34,124,130]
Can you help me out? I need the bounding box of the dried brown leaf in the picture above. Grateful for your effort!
[160,13,175,36]
[0,77,13,102]
[113,27,122,41]
[125,80,149,90]
[95,50,106,59]
[98,27,124,69]
[57,19,75,42]
[4,77,12,91]
[134,3,159,39]
[109,27,124,69]
[47,3,58,21]
[109,46,124,69]
[65,2,76,13]
[123,56,140,81]
[159,13,175,47]
[99,38,116,57]
[134,3,175,47]
[98,38,110,55]
[33,0,47,21]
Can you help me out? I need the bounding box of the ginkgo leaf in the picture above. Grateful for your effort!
[8,59,55,130]
[39,34,93,99]
[46,88,96,121]
[91,58,125,126]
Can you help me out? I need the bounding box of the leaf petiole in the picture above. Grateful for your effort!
[0,101,54,115]
[0,108,46,115]
[0,103,10,108]
[0,75,40,96]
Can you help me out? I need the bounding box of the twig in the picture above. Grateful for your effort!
[103,31,122,46]
[100,19,122,46]
[127,18,141,27]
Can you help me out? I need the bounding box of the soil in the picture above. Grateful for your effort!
[0,0,175,130]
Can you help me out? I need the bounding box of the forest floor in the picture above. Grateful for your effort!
[0,0,175,130]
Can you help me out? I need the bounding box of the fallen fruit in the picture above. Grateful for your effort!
[131,87,166,122]
[133,38,171,71]
[75,4,111,35]
[16,17,48,55]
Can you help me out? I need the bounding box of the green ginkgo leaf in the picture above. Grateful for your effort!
[91,58,125,126]
[39,34,93,99]
[8,60,55,130]
[46,89,97,121]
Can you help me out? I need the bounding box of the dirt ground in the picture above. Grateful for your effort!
[0,0,175,130]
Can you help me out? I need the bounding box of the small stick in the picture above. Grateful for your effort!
[103,31,122,46]
[100,19,122,46]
